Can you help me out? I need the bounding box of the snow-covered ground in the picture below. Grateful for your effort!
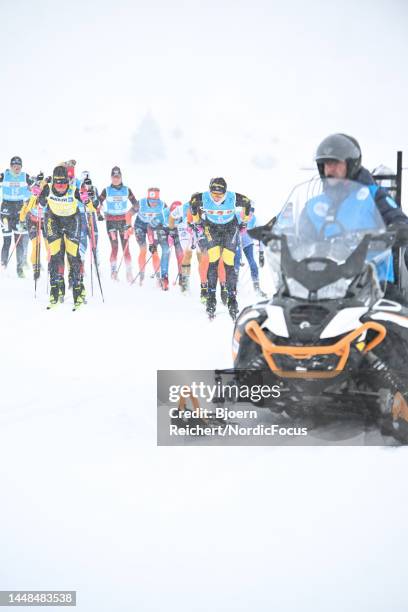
[1,230,408,611]
[2,0,408,609]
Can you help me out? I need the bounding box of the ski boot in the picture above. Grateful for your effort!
[47,284,60,309]
[179,274,189,293]
[17,265,25,279]
[111,264,118,281]
[138,270,145,286]
[79,281,86,304]
[161,275,169,291]
[206,291,217,320]
[253,280,267,298]
[58,277,65,303]
[227,292,239,321]
[73,284,86,311]
[200,282,208,303]
[220,283,228,305]
[126,265,133,284]
[33,264,41,281]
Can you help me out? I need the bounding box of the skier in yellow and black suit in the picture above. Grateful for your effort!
[190,177,252,320]
[39,165,91,308]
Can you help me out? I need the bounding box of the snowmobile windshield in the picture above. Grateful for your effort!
[269,178,392,299]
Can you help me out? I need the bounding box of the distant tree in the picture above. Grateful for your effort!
[131,113,166,163]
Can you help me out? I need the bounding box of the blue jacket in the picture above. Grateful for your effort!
[354,167,408,226]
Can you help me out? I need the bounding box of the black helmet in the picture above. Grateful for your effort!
[209,177,227,194]
[111,166,121,177]
[315,133,362,179]
[52,165,69,184]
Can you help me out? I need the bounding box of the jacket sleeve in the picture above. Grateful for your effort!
[128,188,139,211]
[189,192,203,222]
[235,193,252,217]
[375,187,408,226]
[38,185,50,207]
[98,188,107,209]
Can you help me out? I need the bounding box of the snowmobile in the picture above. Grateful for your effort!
[219,177,408,444]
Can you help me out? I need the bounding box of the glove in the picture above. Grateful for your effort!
[239,222,247,232]
[168,227,178,238]
[97,211,105,221]
[16,221,26,233]
[149,244,157,254]
[80,190,89,203]
[124,225,134,240]
[86,201,96,214]
[259,252,265,267]
[31,184,42,196]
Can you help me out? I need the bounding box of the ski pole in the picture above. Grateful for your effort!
[34,207,42,298]
[91,241,104,301]
[86,211,94,297]
[131,253,153,285]
[117,236,130,276]
[173,272,180,286]
[88,211,104,302]
[6,232,24,267]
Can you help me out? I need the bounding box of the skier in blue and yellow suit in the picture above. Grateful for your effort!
[190,177,252,319]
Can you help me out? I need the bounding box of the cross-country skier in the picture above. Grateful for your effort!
[0,155,32,277]
[190,177,252,319]
[134,187,170,290]
[167,201,185,285]
[19,172,50,280]
[98,166,138,282]
[79,170,100,261]
[38,165,90,309]
[234,207,266,297]
[168,200,227,302]
[168,198,206,298]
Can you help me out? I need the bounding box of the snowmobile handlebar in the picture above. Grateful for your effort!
[388,224,408,248]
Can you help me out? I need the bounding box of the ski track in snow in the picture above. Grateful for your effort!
[1,235,408,612]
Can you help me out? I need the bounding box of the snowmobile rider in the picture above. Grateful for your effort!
[189,177,252,319]
[314,134,408,295]
[314,134,408,226]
